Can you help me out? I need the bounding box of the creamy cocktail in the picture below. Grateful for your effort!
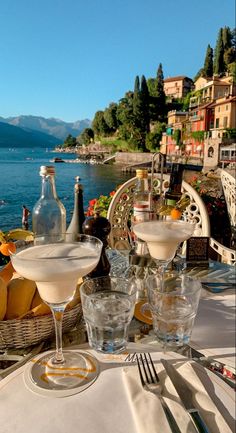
[12,243,100,304]
[133,220,195,262]
[10,234,102,393]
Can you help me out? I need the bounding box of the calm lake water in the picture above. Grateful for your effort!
[0,148,131,232]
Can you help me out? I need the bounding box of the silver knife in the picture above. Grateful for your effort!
[161,359,211,433]
[179,346,236,390]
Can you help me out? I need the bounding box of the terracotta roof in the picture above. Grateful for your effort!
[164,76,193,83]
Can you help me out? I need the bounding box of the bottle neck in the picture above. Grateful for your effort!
[71,187,85,228]
[41,175,58,199]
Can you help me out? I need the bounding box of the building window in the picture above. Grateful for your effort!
[218,106,220,112]
[208,146,214,158]
[226,105,228,110]
[223,117,228,128]
[215,118,219,128]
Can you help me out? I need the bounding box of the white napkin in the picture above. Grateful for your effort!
[122,358,234,433]
[122,365,172,433]
[191,291,235,367]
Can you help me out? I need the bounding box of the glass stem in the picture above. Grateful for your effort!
[158,264,166,291]
[51,305,66,364]
[156,261,169,291]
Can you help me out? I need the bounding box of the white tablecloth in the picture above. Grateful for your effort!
[190,289,235,368]
[0,289,235,433]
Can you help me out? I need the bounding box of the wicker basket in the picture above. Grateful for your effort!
[0,303,82,350]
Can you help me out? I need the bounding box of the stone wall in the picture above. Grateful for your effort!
[115,152,153,165]
[203,138,220,170]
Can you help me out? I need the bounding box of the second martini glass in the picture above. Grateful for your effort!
[10,234,103,394]
[133,219,196,282]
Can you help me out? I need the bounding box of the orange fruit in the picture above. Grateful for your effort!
[0,242,16,256]
[170,208,182,220]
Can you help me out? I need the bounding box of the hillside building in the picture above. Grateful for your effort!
[164,76,194,99]
[161,74,236,168]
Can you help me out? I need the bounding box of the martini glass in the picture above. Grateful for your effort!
[133,220,196,283]
[10,234,103,394]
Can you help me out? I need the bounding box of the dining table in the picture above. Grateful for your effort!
[0,249,235,433]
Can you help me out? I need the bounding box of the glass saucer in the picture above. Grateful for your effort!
[24,350,99,398]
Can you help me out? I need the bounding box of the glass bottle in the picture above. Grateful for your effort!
[131,168,151,251]
[82,210,111,278]
[133,169,151,225]
[32,165,66,240]
[165,163,184,207]
[66,176,85,240]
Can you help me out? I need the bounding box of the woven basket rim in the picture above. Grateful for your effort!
[0,302,81,325]
[0,302,82,350]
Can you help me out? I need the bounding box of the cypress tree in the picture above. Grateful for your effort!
[222,26,232,51]
[203,44,213,77]
[134,76,140,93]
[133,75,141,126]
[140,75,150,133]
[223,27,235,69]
[133,76,142,121]
[132,75,149,150]
[132,75,143,148]
[156,63,165,120]
[213,28,226,76]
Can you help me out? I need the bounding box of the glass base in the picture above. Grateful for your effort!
[24,350,99,397]
[138,329,191,352]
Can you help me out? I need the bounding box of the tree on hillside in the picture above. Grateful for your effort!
[203,44,213,77]
[104,103,118,132]
[222,26,232,51]
[63,134,77,148]
[156,64,165,103]
[134,75,140,93]
[150,63,166,121]
[78,128,94,145]
[213,28,226,76]
[145,121,166,152]
[140,75,150,133]
[133,75,141,124]
[116,92,136,141]
[92,111,110,137]
[133,75,149,150]
[156,63,165,101]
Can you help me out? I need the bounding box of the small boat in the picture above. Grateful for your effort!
[50,157,65,163]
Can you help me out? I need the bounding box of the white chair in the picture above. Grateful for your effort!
[209,237,236,265]
[107,173,236,265]
[220,169,236,228]
[107,173,210,245]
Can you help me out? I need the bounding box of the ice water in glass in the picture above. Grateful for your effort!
[147,274,202,348]
[81,277,137,354]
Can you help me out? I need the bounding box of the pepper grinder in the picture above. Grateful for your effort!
[82,209,111,278]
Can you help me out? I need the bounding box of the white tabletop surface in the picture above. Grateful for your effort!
[0,287,235,433]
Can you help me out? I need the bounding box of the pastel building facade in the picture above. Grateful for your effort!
[164,76,194,99]
[161,75,236,167]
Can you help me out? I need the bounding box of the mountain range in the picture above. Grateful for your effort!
[0,115,91,148]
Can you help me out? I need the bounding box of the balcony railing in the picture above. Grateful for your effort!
[189,115,204,121]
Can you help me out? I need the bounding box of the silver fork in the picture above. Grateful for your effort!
[136,353,182,433]
[124,352,136,362]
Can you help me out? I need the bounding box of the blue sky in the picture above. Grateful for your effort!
[0,0,235,122]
